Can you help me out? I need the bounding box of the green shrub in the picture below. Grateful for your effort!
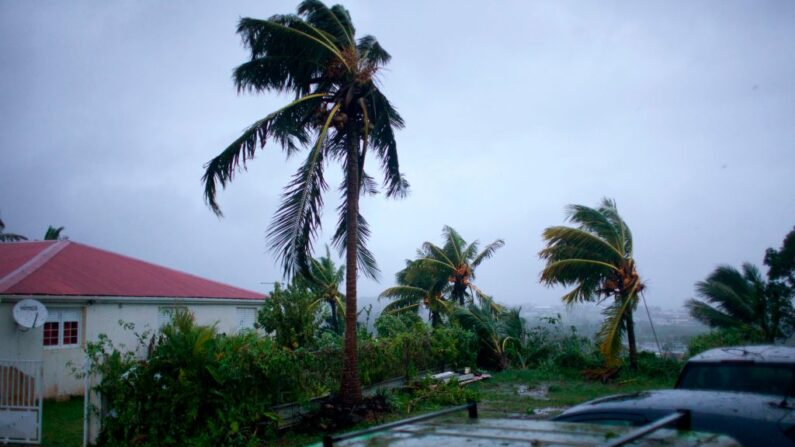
[627,351,683,382]
[87,312,479,446]
[256,282,323,350]
[374,312,424,338]
[686,327,766,358]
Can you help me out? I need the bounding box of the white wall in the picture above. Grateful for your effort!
[43,301,261,398]
[2,299,261,398]
[0,302,43,361]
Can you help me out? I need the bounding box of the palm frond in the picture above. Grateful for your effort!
[366,87,408,198]
[565,203,622,254]
[685,299,744,329]
[266,105,338,277]
[379,285,427,301]
[330,193,380,280]
[540,226,623,264]
[357,35,391,66]
[598,198,633,255]
[419,243,455,269]
[559,281,603,305]
[540,259,618,288]
[0,233,27,242]
[471,239,505,268]
[238,16,348,75]
[297,0,355,47]
[383,301,420,314]
[202,93,325,215]
[694,265,757,323]
[330,5,355,37]
[441,225,466,264]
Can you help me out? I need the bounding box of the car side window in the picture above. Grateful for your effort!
[678,363,795,396]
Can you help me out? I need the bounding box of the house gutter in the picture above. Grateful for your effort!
[0,295,265,306]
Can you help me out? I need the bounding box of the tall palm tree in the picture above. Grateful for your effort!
[379,259,453,327]
[410,226,504,306]
[300,246,345,334]
[201,0,407,404]
[0,217,27,242]
[539,198,645,369]
[686,263,787,342]
[44,226,66,240]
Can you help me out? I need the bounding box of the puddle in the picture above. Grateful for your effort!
[516,384,549,400]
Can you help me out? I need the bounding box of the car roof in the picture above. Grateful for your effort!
[562,389,790,422]
[688,345,795,363]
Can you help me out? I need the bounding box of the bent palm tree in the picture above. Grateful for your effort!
[202,0,407,404]
[686,263,786,342]
[380,259,452,327]
[412,226,504,306]
[539,198,645,369]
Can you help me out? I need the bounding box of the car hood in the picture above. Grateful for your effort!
[561,389,792,422]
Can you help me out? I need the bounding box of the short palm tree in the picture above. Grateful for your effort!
[412,226,504,306]
[300,246,345,335]
[44,226,66,240]
[539,198,645,369]
[0,217,27,242]
[452,298,521,370]
[379,259,453,327]
[201,0,407,404]
[686,263,785,342]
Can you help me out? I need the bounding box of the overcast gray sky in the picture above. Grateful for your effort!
[1,1,793,310]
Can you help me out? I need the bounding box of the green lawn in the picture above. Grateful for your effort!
[42,368,674,446]
[470,367,675,419]
[43,397,84,447]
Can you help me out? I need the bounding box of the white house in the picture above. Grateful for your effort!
[0,240,266,400]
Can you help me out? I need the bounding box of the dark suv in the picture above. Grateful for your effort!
[676,345,795,398]
[555,345,795,446]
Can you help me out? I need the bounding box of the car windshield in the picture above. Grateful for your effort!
[677,362,795,397]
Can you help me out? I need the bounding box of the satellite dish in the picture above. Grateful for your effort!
[13,299,48,330]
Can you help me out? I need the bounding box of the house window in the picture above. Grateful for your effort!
[43,322,59,346]
[236,307,257,331]
[44,309,81,348]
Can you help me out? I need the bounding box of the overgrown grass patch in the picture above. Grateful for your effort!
[471,366,676,419]
[43,397,83,447]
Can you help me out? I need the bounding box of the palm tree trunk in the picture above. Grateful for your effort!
[431,310,440,328]
[340,135,362,405]
[329,298,339,335]
[625,311,638,370]
[453,281,466,305]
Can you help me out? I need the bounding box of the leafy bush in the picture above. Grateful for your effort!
[374,312,424,338]
[627,351,683,382]
[507,315,601,371]
[87,312,478,446]
[90,313,282,446]
[686,327,766,358]
[256,282,323,350]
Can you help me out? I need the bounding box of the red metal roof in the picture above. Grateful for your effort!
[0,241,265,300]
